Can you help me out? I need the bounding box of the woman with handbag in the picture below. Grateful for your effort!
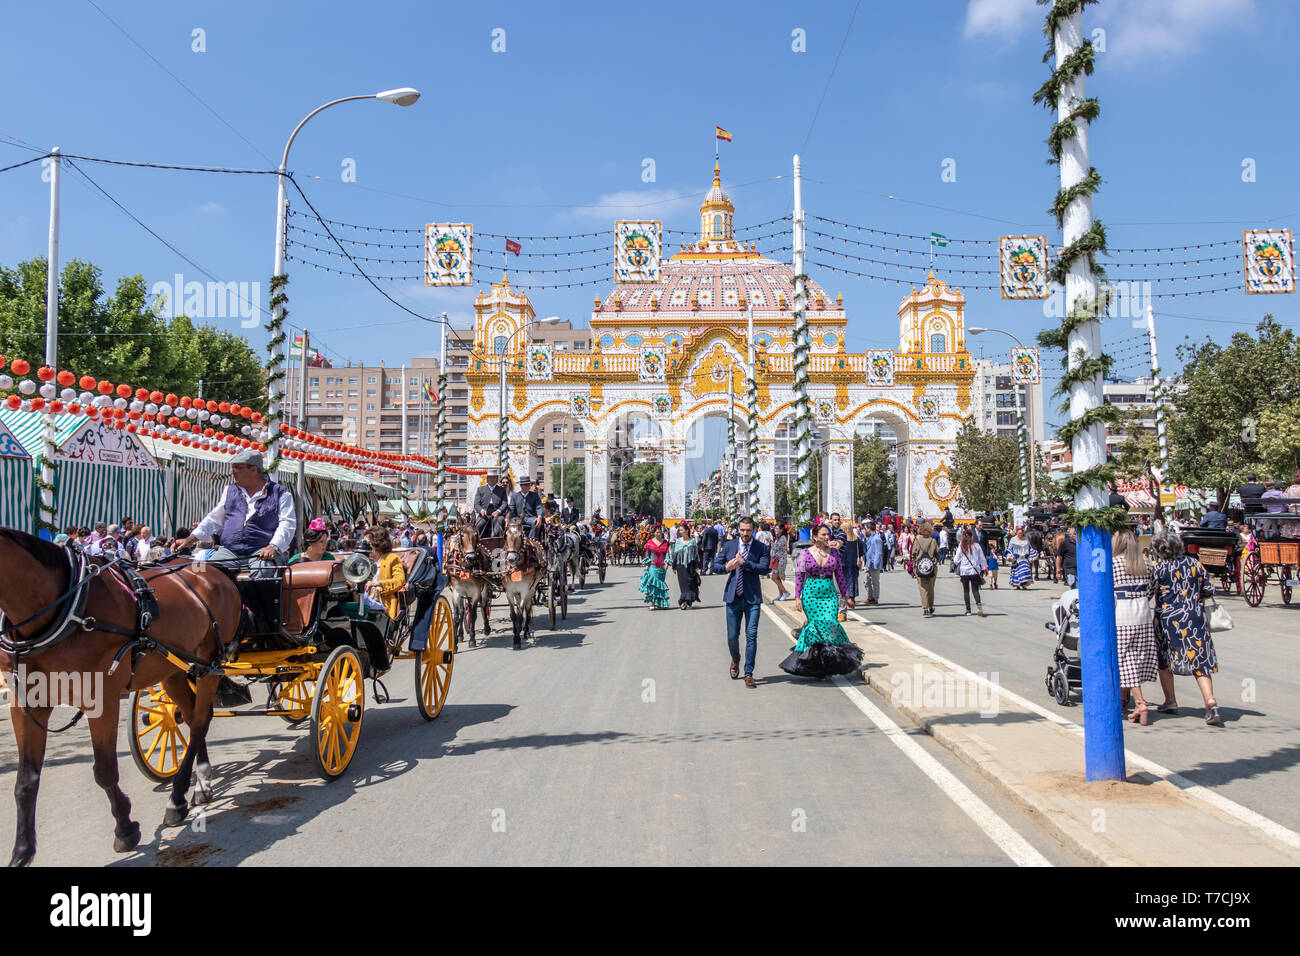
[1150,529,1223,726]
[910,520,940,617]
[1112,528,1158,725]
[1006,527,1033,590]
[954,527,987,616]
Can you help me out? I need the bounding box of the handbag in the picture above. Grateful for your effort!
[1205,599,1233,633]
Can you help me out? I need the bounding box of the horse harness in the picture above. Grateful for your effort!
[0,545,227,732]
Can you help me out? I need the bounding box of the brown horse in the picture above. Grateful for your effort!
[0,529,242,866]
[501,522,545,648]
[442,519,492,646]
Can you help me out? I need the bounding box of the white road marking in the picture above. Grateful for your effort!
[846,609,1300,852]
[762,606,1052,867]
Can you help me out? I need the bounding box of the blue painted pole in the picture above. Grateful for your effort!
[798,526,811,542]
[1077,525,1125,781]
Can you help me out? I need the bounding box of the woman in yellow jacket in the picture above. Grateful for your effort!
[364,530,407,620]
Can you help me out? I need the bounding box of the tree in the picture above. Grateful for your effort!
[550,461,585,501]
[1166,316,1300,502]
[1256,399,1300,479]
[774,477,793,522]
[621,462,662,517]
[0,257,267,409]
[949,421,1023,512]
[1111,408,1162,484]
[853,433,897,516]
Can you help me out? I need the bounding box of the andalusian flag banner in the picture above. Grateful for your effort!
[715,126,732,142]
[424,380,437,403]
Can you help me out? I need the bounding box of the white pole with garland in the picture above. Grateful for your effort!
[40,147,61,537]
[1037,0,1124,781]
[791,155,813,540]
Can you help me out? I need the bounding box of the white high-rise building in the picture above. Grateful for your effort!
[969,358,1046,445]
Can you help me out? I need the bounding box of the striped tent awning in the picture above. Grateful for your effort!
[0,415,34,533]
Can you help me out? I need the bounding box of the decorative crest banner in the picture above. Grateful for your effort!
[1243,229,1295,294]
[525,344,553,381]
[999,236,1050,299]
[425,223,473,286]
[865,349,894,386]
[615,221,662,283]
[639,346,666,383]
[1009,347,1041,385]
[652,394,672,418]
[815,399,835,425]
[917,394,940,421]
[569,393,591,419]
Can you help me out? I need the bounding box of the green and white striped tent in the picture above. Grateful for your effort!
[0,414,35,533]
[0,410,166,531]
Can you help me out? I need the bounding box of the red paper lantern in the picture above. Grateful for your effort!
[128,411,141,421]
[11,359,31,376]
[135,388,149,402]
[0,355,5,370]
[203,428,214,438]
[126,424,137,434]
[251,412,263,423]
[79,375,96,390]
[218,401,231,414]
[30,397,44,411]
[37,366,56,382]
[150,390,164,403]
[116,383,132,399]
[114,408,127,420]
[67,402,81,415]
[179,396,192,409]
[57,370,76,387]
[279,423,290,434]
[206,400,218,413]
[97,380,113,395]
[5,395,21,410]
[49,400,64,413]
[165,394,178,407]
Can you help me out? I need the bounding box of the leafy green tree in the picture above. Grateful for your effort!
[853,433,897,516]
[621,462,663,516]
[0,256,266,410]
[1166,316,1299,502]
[774,477,793,522]
[550,461,585,501]
[949,421,1023,512]
[1256,399,1300,479]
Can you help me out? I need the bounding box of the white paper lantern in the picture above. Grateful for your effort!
[40,382,57,399]
[18,379,37,396]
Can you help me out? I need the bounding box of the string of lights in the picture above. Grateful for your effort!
[285,236,616,274]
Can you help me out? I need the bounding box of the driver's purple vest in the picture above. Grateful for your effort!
[220,479,287,556]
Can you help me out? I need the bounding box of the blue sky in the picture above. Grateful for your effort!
[2,0,1297,482]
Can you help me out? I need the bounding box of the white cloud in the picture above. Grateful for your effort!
[195,201,226,215]
[1107,0,1255,62]
[563,189,697,222]
[963,0,1039,40]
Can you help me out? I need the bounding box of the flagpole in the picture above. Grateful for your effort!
[295,328,309,548]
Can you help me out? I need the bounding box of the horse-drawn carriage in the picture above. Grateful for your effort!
[1240,508,1298,607]
[441,519,592,646]
[1179,528,1245,598]
[130,548,457,784]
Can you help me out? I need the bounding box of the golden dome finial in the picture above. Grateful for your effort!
[713,160,721,187]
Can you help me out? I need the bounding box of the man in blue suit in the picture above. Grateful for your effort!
[711,515,770,688]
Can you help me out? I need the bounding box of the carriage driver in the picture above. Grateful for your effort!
[511,476,544,541]
[174,448,297,576]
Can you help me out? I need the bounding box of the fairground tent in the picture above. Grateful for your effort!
[0,414,35,533]
[0,409,399,534]
[0,409,166,531]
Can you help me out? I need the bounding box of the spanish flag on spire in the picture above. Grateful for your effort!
[715,126,732,142]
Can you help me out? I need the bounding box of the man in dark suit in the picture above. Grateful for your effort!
[561,496,579,524]
[511,476,544,540]
[473,472,507,538]
[699,521,719,574]
[711,515,770,689]
[1239,473,1265,515]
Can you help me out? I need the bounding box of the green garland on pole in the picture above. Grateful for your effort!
[34,454,58,533]
[435,366,448,524]
[265,272,288,469]
[1033,0,1126,532]
[790,272,817,523]
[745,366,759,516]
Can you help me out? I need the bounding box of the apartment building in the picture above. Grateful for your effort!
[526,320,592,496]
[969,358,1047,445]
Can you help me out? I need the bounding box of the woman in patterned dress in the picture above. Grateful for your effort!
[1006,527,1033,589]
[769,523,793,601]
[1112,528,1158,725]
[639,527,671,610]
[779,523,864,679]
[1150,530,1222,726]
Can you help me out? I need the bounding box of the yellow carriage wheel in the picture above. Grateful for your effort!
[275,673,315,725]
[415,593,456,721]
[129,685,190,783]
[311,646,364,780]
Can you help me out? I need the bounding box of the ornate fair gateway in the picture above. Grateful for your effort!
[464,163,975,522]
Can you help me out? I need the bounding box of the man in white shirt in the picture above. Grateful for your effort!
[174,449,296,574]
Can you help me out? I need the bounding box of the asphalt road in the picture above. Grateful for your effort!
[0,565,1087,867]
[848,563,1300,834]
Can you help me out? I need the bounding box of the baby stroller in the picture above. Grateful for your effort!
[1043,589,1081,706]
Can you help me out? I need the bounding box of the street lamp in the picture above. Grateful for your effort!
[269,87,420,478]
[968,326,1037,503]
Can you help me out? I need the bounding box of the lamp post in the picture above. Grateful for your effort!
[969,326,1037,504]
[269,88,420,473]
